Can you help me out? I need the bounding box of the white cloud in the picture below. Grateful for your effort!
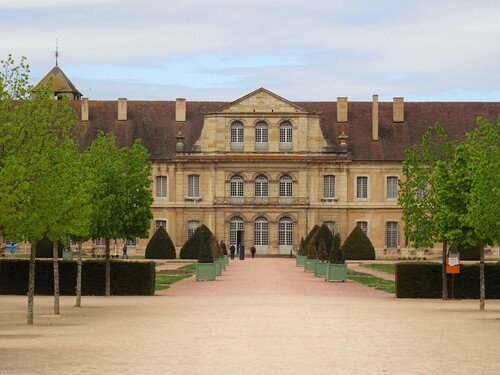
[2,0,499,101]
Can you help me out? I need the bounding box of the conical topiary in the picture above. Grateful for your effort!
[220,240,228,256]
[300,225,319,257]
[198,230,214,263]
[342,226,375,260]
[180,226,204,259]
[145,226,176,259]
[35,236,63,258]
[307,224,334,260]
[329,233,344,264]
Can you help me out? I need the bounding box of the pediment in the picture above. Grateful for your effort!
[215,88,309,114]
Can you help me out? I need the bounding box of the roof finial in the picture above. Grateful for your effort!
[54,38,59,67]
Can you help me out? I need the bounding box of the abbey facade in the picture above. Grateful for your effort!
[6,67,498,257]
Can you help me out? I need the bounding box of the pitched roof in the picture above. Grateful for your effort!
[69,99,500,162]
[33,66,82,96]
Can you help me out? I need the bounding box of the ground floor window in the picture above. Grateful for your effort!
[254,217,269,246]
[187,220,200,240]
[278,217,293,246]
[230,217,244,246]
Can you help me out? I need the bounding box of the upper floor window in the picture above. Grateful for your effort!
[357,221,368,236]
[416,181,429,200]
[125,238,137,247]
[254,175,269,197]
[356,176,368,199]
[155,176,167,198]
[279,176,293,197]
[323,175,336,199]
[230,175,244,197]
[255,121,269,151]
[187,174,200,199]
[279,121,293,150]
[230,121,244,150]
[386,176,398,199]
[386,221,398,249]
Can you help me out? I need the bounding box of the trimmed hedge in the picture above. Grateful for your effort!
[298,225,319,256]
[342,226,376,260]
[35,236,63,258]
[395,262,500,299]
[0,259,155,296]
[145,226,176,259]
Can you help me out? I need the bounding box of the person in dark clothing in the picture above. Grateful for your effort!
[229,244,236,260]
[238,244,245,260]
[250,246,256,258]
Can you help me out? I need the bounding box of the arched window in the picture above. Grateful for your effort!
[255,121,269,151]
[230,175,244,197]
[254,175,269,197]
[279,176,293,197]
[278,217,293,254]
[254,217,269,247]
[230,217,244,246]
[230,121,244,150]
[279,121,293,150]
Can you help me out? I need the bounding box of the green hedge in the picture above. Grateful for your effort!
[0,259,155,296]
[395,262,500,299]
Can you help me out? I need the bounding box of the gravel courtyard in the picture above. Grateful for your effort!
[1,258,499,375]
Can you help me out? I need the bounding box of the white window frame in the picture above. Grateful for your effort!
[323,221,336,235]
[230,121,244,150]
[386,176,398,200]
[230,175,244,197]
[278,217,293,246]
[254,121,269,151]
[356,176,368,199]
[155,220,167,231]
[279,176,293,198]
[279,121,293,150]
[187,220,200,240]
[254,175,269,197]
[254,217,269,246]
[155,176,167,199]
[356,221,368,236]
[187,174,200,199]
[323,175,336,199]
[386,221,398,249]
[125,238,137,247]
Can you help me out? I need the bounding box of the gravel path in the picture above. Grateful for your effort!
[1,258,499,374]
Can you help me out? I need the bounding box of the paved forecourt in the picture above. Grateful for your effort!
[0,258,499,375]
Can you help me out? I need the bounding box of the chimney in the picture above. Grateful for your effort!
[176,98,186,122]
[337,97,348,122]
[81,98,89,122]
[118,98,127,121]
[393,97,404,122]
[372,94,379,141]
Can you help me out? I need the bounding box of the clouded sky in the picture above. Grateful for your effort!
[1,0,499,102]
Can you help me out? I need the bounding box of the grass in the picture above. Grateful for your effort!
[178,263,197,271]
[348,274,395,294]
[360,263,395,275]
[155,273,193,291]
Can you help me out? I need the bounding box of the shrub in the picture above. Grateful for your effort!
[454,243,481,261]
[298,225,319,256]
[342,226,376,260]
[180,225,221,260]
[329,233,344,264]
[35,236,63,258]
[145,226,176,259]
[198,230,214,263]
[220,240,228,256]
[307,224,334,260]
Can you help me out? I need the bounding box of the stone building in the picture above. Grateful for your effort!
[5,66,499,256]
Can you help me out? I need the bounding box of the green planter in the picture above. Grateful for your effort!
[304,259,316,272]
[214,259,222,276]
[325,263,347,282]
[296,255,307,266]
[314,261,327,277]
[196,263,216,281]
[223,254,229,266]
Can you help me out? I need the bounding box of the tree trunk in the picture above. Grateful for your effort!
[105,238,111,296]
[479,245,485,311]
[442,240,448,299]
[53,240,60,315]
[27,241,36,325]
[75,242,83,307]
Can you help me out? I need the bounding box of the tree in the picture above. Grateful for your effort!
[329,233,344,264]
[399,124,456,299]
[85,131,153,296]
[342,226,375,260]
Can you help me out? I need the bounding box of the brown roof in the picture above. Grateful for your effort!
[69,100,500,162]
[33,66,83,96]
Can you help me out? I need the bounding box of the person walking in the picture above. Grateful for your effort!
[9,243,17,258]
[250,246,256,258]
[229,244,236,260]
[122,243,128,259]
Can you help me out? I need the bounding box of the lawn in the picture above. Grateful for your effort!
[360,263,395,275]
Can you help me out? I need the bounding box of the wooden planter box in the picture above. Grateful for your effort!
[325,263,348,282]
[304,259,316,272]
[196,263,216,281]
[296,255,307,266]
[314,261,327,277]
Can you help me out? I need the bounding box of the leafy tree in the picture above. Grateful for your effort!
[342,226,375,260]
[145,226,176,259]
[85,131,153,296]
